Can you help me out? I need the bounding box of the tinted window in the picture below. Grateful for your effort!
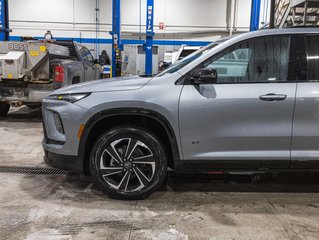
[204,36,290,83]
[306,36,319,81]
[80,47,87,61]
[86,51,94,62]
[80,47,94,63]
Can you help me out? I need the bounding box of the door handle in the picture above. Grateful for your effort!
[259,93,287,102]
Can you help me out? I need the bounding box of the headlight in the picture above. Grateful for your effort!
[46,93,91,103]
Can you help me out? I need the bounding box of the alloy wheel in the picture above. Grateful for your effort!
[97,138,156,192]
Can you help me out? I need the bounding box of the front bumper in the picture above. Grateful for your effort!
[44,150,84,173]
[42,98,90,172]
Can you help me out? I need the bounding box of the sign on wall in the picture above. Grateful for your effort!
[159,22,165,30]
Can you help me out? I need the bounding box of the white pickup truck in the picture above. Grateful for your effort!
[0,40,102,116]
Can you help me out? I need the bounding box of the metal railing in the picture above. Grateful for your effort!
[274,0,319,27]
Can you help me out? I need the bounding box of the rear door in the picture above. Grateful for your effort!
[179,35,298,169]
[291,34,319,169]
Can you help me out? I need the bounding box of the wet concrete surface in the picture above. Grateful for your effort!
[0,107,319,240]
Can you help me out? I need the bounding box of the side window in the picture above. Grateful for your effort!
[80,47,94,63]
[204,36,290,83]
[80,47,89,61]
[86,49,94,63]
[306,36,319,81]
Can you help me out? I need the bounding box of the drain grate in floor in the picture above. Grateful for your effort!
[0,166,258,183]
[0,166,77,176]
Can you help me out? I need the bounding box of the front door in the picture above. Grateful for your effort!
[179,35,297,169]
[80,46,100,81]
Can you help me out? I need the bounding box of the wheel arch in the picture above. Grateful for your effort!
[72,76,81,84]
[78,108,181,174]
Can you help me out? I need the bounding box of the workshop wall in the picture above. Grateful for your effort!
[8,0,270,59]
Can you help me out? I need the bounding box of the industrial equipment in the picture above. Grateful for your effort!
[122,45,159,76]
[0,40,102,116]
[0,41,69,82]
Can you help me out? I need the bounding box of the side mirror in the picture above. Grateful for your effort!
[190,68,218,85]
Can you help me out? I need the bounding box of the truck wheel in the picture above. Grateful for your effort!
[72,77,80,84]
[89,126,167,200]
[0,102,10,117]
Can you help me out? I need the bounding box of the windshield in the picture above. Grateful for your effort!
[156,43,219,77]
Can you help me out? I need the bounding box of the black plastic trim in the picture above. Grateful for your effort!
[44,151,83,173]
[46,139,65,145]
[184,160,290,171]
[179,160,319,173]
[184,160,261,171]
[78,108,183,171]
[291,160,319,169]
[42,114,65,145]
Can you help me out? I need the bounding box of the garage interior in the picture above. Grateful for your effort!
[1,0,319,239]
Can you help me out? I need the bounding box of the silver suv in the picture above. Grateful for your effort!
[42,28,319,199]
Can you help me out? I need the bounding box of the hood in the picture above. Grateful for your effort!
[52,76,152,95]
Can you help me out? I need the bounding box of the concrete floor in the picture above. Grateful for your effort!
[0,107,319,240]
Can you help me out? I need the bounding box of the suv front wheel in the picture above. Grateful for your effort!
[89,126,167,200]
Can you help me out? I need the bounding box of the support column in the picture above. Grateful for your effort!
[250,0,261,31]
[0,0,9,41]
[145,0,154,76]
[110,0,122,77]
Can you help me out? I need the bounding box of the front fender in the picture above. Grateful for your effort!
[78,107,183,171]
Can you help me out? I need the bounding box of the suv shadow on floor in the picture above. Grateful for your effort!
[165,172,319,193]
[10,169,319,202]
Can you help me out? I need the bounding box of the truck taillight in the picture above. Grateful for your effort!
[54,66,64,83]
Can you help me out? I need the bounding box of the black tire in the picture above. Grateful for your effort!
[89,125,167,200]
[0,102,10,117]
